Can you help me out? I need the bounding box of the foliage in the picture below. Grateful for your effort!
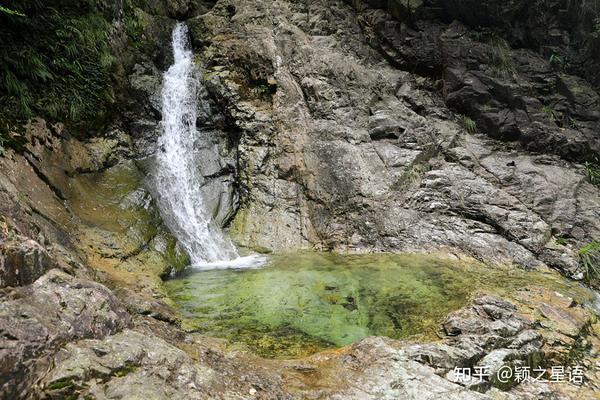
[0,0,117,132]
[579,240,600,284]
[585,161,600,186]
[594,17,600,38]
[404,163,431,184]
[0,132,5,156]
[489,37,515,77]
[541,105,557,121]
[462,115,477,133]
[0,4,25,16]
[549,53,571,71]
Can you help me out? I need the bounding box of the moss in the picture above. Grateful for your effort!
[162,236,190,274]
[113,363,138,377]
[46,378,74,391]
[565,323,593,366]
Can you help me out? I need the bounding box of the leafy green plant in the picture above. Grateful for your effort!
[579,240,600,284]
[0,0,116,130]
[585,161,600,186]
[541,105,557,121]
[0,4,24,16]
[462,116,477,133]
[594,17,600,38]
[251,84,270,98]
[549,53,571,71]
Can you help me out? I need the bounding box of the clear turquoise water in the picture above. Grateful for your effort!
[165,252,586,358]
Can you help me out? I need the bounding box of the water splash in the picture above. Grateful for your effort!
[154,23,263,269]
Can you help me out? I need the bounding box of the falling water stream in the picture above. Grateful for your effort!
[154,23,263,269]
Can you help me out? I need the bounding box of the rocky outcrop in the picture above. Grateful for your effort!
[352,8,600,161]
[0,233,53,288]
[188,0,599,277]
[27,286,600,399]
[0,270,131,398]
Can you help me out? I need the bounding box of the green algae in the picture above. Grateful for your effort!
[165,252,594,358]
[68,161,189,274]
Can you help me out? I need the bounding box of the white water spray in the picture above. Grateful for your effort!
[154,23,263,269]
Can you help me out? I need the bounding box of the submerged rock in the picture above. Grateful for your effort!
[31,285,600,399]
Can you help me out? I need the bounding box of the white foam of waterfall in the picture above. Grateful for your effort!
[154,23,264,270]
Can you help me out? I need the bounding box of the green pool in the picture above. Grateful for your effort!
[165,252,590,358]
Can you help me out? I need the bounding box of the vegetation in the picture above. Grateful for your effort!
[0,133,5,156]
[0,4,25,16]
[404,163,431,184]
[0,0,117,135]
[462,115,477,133]
[489,37,515,77]
[549,53,571,71]
[579,240,600,284]
[585,161,600,186]
[594,17,600,38]
[541,105,557,121]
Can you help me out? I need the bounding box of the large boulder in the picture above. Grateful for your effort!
[0,236,52,288]
[0,270,131,399]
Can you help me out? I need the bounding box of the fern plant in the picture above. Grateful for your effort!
[0,0,116,130]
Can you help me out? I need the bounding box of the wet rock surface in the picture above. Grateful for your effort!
[0,0,599,398]
[189,0,599,278]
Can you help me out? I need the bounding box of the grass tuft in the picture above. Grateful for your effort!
[579,240,600,284]
[462,116,477,133]
[585,161,600,186]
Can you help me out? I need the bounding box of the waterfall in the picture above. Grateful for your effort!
[154,23,263,269]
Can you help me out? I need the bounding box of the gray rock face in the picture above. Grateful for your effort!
[189,0,599,277]
[0,269,131,399]
[0,236,53,288]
